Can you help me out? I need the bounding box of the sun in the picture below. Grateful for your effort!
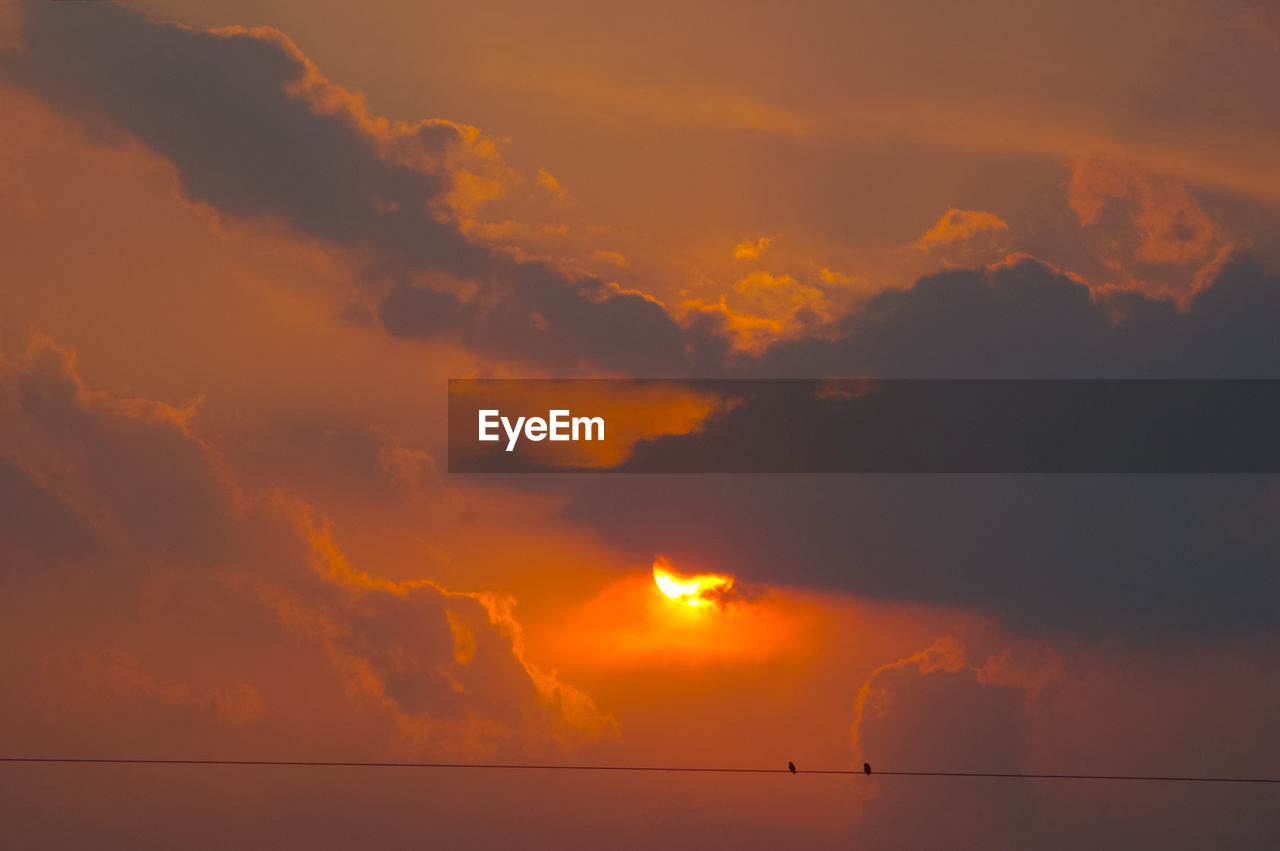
[652,556,733,607]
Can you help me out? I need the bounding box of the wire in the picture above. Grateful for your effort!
[2,758,1277,784]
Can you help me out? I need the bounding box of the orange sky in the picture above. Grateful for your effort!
[1,2,1279,847]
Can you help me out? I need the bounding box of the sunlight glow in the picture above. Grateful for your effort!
[652,556,733,607]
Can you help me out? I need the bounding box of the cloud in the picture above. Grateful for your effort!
[593,249,629,267]
[519,255,1280,636]
[3,2,493,276]
[561,467,1280,637]
[733,237,772,260]
[504,64,813,137]
[40,648,265,726]
[754,253,1280,377]
[913,208,1008,249]
[2,1,732,375]
[9,3,1277,380]
[376,258,732,373]
[356,240,1280,638]
[286,509,616,745]
[856,648,1027,772]
[0,335,238,562]
[0,3,721,373]
[1069,155,1225,268]
[0,457,98,562]
[0,336,612,755]
[845,636,1043,847]
[843,633,1280,848]
[537,169,569,202]
[849,637,966,759]
[684,268,859,352]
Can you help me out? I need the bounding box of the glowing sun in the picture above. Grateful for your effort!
[652,556,733,607]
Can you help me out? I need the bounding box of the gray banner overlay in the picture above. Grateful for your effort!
[448,379,1280,473]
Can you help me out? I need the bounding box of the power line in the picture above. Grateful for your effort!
[2,758,1277,784]
[805,769,1280,784]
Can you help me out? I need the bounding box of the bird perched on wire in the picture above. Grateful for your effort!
[864,762,872,775]
[788,762,796,774]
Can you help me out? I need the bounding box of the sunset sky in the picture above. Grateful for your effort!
[1,1,1279,847]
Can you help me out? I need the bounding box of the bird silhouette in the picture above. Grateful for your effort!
[788,761,796,774]
[863,762,872,775]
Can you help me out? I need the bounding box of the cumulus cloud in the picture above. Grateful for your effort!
[284,510,616,746]
[843,633,1280,849]
[0,335,238,562]
[754,253,1280,377]
[683,268,861,352]
[846,636,1041,847]
[9,3,1278,379]
[0,336,612,755]
[1,1,728,375]
[3,2,493,275]
[1069,155,1227,269]
[377,259,730,373]
[849,637,967,759]
[530,254,1280,636]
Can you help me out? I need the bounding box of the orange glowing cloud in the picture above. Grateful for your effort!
[849,637,966,760]
[219,23,516,220]
[914,208,1009,249]
[536,169,569,201]
[1069,155,1224,268]
[733,236,772,260]
[682,268,860,352]
[285,504,618,742]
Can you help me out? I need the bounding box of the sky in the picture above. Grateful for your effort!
[0,0,1278,847]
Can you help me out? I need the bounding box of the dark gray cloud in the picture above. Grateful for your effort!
[0,457,98,563]
[10,4,1279,379]
[752,254,1280,378]
[540,258,1280,637]
[12,343,238,563]
[4,0,484,275]
[379,243,1280,377]
[3,0,729,375]
[559,473,1280,637]
[379,261,730,374]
